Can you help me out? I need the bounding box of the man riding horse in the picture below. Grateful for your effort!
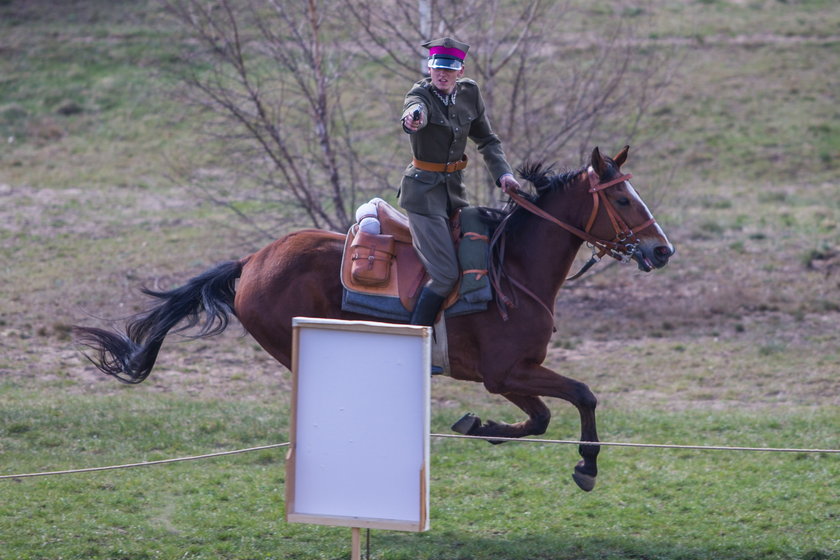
[400,37,522,326]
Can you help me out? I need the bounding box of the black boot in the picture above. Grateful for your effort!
[409,287,446,326]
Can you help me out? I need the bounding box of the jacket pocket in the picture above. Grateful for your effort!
[403,166,439,185]
[399,167,447,216]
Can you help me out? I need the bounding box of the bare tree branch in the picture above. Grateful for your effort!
[162,0,676,234]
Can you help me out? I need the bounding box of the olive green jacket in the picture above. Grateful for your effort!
[399,77,513,216]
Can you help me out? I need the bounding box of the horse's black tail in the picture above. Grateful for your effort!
[74,260,244,384]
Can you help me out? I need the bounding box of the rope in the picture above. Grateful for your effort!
[0,443,289,480]
[2,436,837,480]
[430,433,840,454]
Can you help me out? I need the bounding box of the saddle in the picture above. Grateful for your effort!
[340,199,486,315]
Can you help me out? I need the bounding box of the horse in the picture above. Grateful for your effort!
[74,146,674,492]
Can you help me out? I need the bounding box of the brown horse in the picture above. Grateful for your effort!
[75,146,674,492]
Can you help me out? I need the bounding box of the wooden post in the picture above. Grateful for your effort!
[351,527,361,560]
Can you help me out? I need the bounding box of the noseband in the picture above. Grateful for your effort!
[490,169,658,320]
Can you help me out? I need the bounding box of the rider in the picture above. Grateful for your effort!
[400,37,521,326]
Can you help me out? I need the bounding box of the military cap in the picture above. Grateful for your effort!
[422,37,470,71]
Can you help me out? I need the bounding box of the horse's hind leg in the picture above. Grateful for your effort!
[452,394,551,442]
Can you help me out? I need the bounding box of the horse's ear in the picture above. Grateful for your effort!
[614,145,629,168]
[591,147,606,176]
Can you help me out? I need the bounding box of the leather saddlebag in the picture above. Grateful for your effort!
[350,231,396,286]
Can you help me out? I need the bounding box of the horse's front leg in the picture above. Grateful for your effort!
[473,364,601,492]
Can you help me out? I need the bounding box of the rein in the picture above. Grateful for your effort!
[490,169,657,321]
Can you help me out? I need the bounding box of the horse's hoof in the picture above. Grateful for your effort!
[572,470,596,492]
[451,413,480,435]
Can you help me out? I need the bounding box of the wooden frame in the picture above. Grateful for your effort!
[286,317,431,532]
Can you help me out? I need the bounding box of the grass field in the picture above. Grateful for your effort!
[1,390,837,560]
[1,1,838,559]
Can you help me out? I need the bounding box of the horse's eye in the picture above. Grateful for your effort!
[616,197,631,207]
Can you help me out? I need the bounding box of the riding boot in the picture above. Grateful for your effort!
[409,287,446,327]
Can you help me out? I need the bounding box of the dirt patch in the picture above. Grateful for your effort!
[0,182,193,241]
[4,248,836,412]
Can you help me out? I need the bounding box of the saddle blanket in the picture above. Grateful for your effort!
[341,288,487,323]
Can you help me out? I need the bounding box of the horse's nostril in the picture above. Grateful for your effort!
[655,245,673,259]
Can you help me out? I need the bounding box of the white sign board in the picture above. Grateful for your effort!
[286,317,431,532]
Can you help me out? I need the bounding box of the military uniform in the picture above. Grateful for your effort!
[400,77,513,216]
[400,37,515,326]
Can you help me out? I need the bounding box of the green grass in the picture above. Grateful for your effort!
[1,390,837,560]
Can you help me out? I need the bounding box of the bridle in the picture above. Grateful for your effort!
[509,168,656,268]
[489,168,658,320]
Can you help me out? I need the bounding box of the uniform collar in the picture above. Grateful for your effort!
[426,81,458,106]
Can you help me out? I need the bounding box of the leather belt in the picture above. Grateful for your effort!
[411,155,468,173]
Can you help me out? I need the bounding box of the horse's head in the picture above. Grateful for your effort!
[586,146,674,271]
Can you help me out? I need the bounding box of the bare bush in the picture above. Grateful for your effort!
[164,0,674,232]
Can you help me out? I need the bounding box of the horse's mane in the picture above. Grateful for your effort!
[473,161,584,315]
[476,161,583,234]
